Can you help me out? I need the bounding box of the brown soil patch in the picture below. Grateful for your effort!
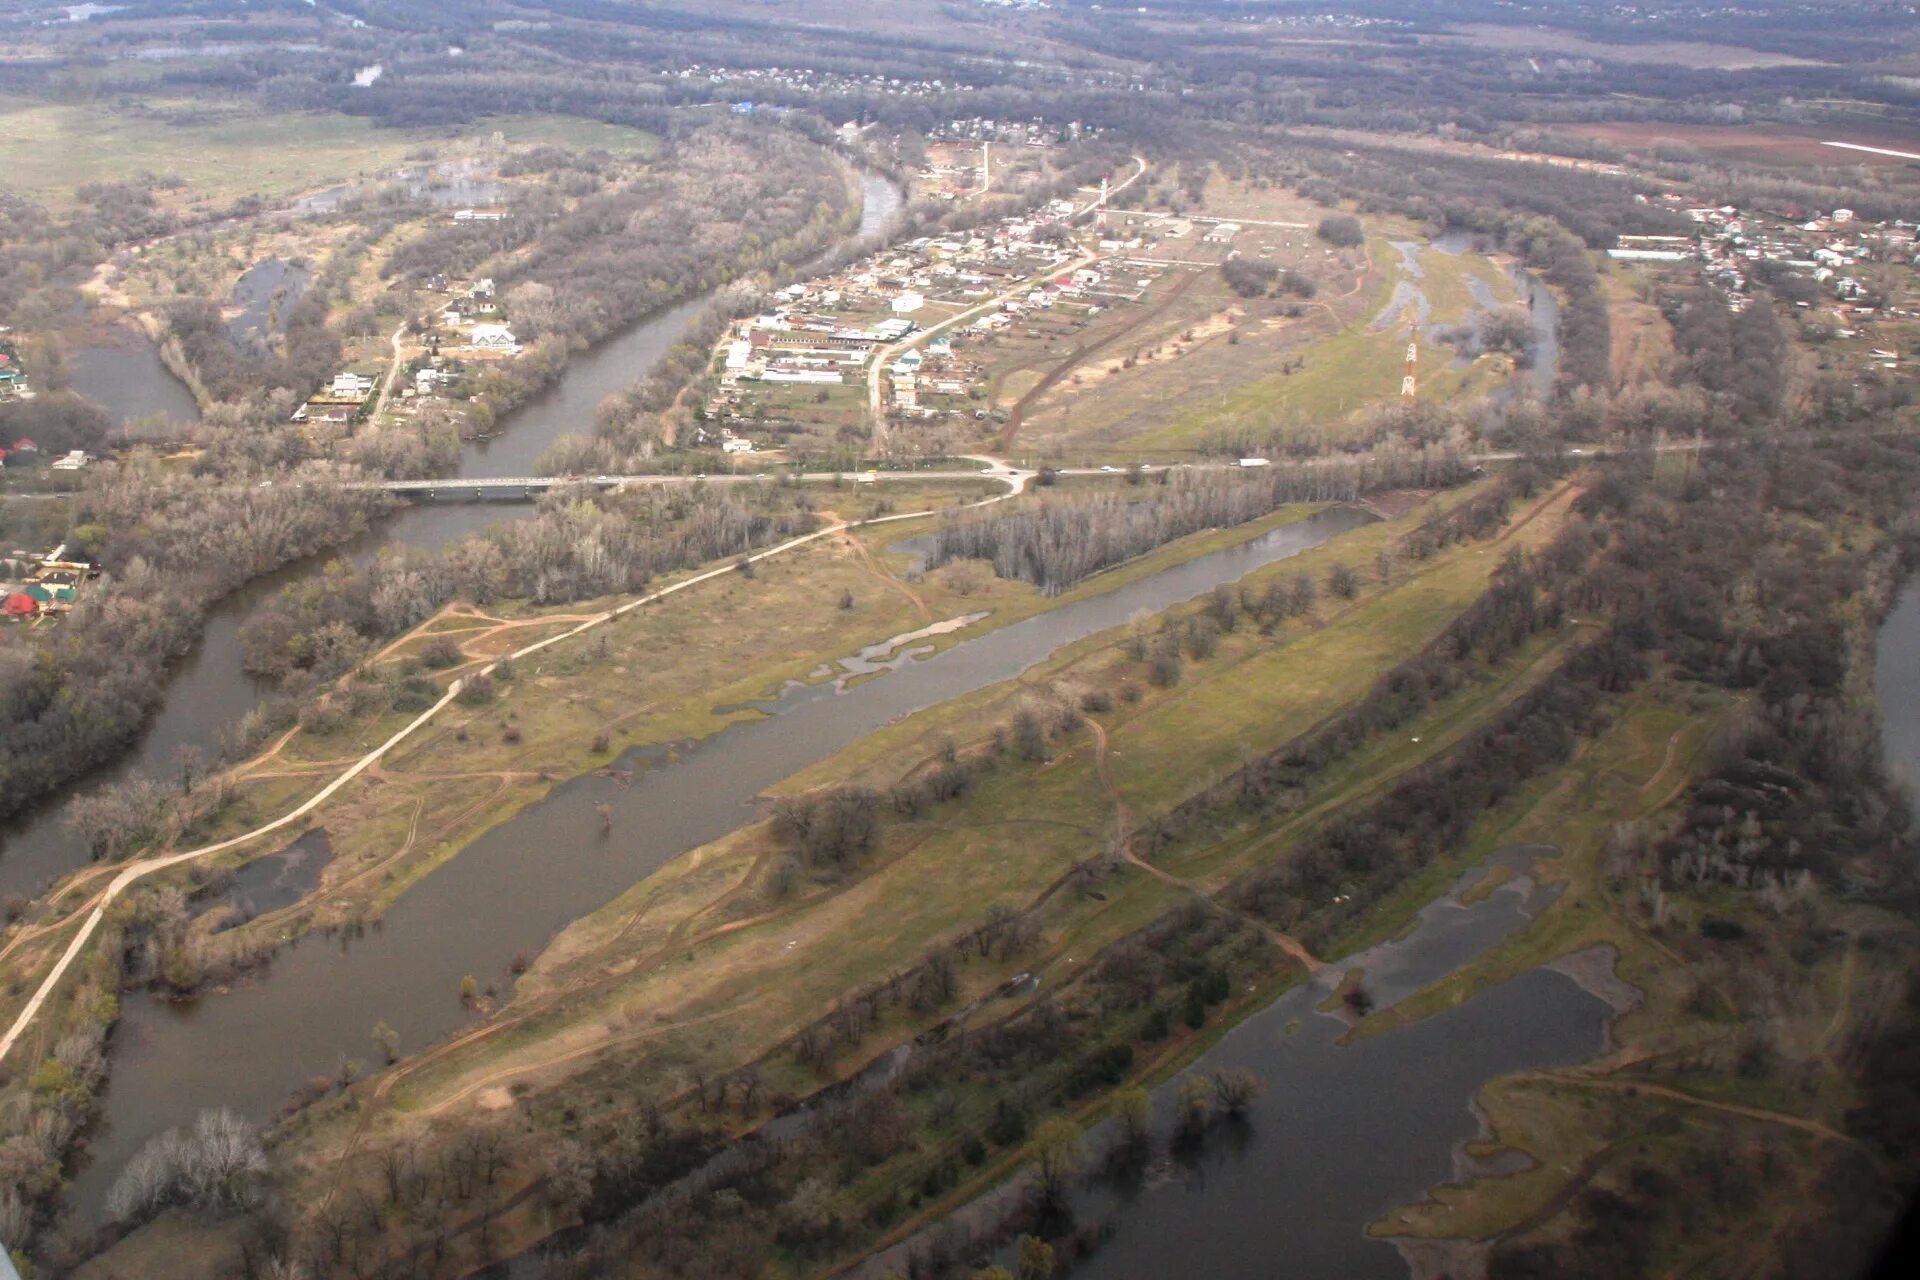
[1552,120,1920,169]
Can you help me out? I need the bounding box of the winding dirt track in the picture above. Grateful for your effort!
[0,477,1032,1068]
[1086,717,1324,974]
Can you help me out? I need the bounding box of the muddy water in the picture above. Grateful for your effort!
[64,329,199,433]
[226,257,311,345]
[15,174,903,906]
[862,850,1611,1280]
[73,506,1373,1220]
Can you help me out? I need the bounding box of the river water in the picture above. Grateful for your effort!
[64,329,198,435]
[8,171,902,906]
[852,851,1612,1280]
[72,506,1373,1220]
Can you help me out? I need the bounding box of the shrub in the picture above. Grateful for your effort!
[1317,214,1364,247]
[456,673,496,706]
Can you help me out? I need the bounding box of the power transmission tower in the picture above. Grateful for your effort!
[1401,315,1418,403]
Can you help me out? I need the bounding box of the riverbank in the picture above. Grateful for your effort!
[60,478,1576,1274]
[1,166,904,908]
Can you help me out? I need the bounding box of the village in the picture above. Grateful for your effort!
[697,191,1157,457]
[0,331,31,405]
[1616,194,1919,379]
[288,270,519,449]
[1,542,97,624]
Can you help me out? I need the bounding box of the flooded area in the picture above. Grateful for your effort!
[1430,229,1560,403]
[72,506,1372,1221]
[863,849,1611,1280]
[64,329,199,433]
[227,257,310,345]
[293,158,511,216]
[195,828,331,931]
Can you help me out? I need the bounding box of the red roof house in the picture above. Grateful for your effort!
[3,593,39,619]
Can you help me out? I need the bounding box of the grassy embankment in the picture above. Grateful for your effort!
[325,479,1578,1128]
[77,473,1584,1277]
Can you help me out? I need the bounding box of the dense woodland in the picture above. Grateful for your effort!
[0,467,389,822]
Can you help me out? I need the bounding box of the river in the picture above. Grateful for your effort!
[851,850,1615,1280]
[7,170,903,907]
[71,505,1373,1220]
[34,168,917,1215]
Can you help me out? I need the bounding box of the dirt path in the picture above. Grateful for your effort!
[998,267,1203,453]
[374,320,410,415]
[0,487,1034,1070]
[1086,717,1324,973]
[1536,1070,1869,1150]
[837,523,932,623]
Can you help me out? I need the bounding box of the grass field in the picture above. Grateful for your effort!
[1120,235,1512,454]
[0,97,655,209]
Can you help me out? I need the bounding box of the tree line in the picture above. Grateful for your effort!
[926,446,1472,596]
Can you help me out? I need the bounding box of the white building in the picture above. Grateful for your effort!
[892,290,926,314]
[470,324,520,351]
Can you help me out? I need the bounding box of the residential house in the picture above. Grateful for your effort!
[469,324,520,352]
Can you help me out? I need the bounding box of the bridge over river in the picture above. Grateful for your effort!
[350,467,1026,498]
